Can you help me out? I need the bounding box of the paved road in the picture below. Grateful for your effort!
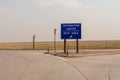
[0,50,85,80]
[68,54,120,80]
[0,50,120,80]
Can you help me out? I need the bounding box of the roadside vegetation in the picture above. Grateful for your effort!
[0,41,120,50]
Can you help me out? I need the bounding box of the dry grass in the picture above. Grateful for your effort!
[0,41,120,50]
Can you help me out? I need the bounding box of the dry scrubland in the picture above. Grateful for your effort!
[0,41,120,50]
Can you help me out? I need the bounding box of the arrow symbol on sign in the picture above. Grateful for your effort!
[69,35,73,38]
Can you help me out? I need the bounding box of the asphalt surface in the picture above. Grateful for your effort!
[0,50,120,80]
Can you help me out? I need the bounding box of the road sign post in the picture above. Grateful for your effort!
[33,35,35,50]
[61,23,81,53]
[76,39,79,53]
[64,39,66,53]
[54,29,56,53]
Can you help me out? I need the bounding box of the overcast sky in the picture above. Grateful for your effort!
[0,0,120,42]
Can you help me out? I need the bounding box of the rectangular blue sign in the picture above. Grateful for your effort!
[61,23,81,39]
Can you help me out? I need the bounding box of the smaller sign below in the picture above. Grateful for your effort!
[61,23,81,39]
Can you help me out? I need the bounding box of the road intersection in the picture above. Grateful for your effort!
[0,50,120,80]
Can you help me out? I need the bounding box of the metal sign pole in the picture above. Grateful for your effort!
[76,39,79,53]
[64,39,66,53]
[54,29,56,53]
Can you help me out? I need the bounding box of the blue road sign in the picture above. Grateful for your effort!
[61,23,81,39]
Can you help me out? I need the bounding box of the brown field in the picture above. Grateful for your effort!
[0,41,120,50]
